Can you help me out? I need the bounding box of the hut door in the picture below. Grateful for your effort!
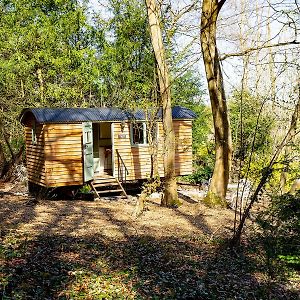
[82,122,94,182]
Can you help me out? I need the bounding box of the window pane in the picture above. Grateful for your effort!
[132,123,144,144]
[32,122,37,144]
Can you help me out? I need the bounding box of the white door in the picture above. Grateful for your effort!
[98,147,105,174]
[94,147,105,175]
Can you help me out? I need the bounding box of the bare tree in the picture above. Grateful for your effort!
[231,89,300,246]
[201,0,232,205]
[145,0,180,207]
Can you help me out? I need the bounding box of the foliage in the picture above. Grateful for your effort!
[141,175,161,195]
[79,184,91,194]
[172,70,204,107]
[185,165,212,184]
[95,0,157,109]
[0,0,102,159]
[229,91,274,158]
[0,0,100,106]
[257,192,300,273]
[229,90,275,181]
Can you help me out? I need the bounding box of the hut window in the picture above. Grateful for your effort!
[131,122,147,145]
[31,122,37,145]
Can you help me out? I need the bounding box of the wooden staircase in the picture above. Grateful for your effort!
[90,174,127,199]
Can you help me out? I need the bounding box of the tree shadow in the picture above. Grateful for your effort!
[0,193,38,234]
[178,191,198,204]
[0,193,299,299]
[1,233,299,299]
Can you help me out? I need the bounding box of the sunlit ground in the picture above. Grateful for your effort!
[0,182,299,299]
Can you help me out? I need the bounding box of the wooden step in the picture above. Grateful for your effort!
[95,189,123,194]
[93,182,119,188]
[94,173,114,179]
[93,177,116,183]
[90,176,128,199]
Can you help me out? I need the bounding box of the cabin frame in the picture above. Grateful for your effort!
[20,106,196,193]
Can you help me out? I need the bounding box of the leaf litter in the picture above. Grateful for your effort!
[0,182,299,299]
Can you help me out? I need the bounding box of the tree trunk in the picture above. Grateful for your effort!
[145,0,179,207]
[200,0,232,206]
[279,77,300,193]
[37,68,44,103]
[231,91,300,247]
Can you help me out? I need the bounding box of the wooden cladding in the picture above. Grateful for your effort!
[25,123,83,188]
[113,120,193,180]
[44,124,83,187]
[24,119,193,189]
[25,125,46,186]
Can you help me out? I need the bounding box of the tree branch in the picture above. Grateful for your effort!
[220,40,300,61]
[218,0,227,11]
[171,2,197,26]
[231,93,300,247]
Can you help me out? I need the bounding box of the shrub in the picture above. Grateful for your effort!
[257,192,300,271]
[185,165,213,184]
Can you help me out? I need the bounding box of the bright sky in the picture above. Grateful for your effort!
[88,0,299,105]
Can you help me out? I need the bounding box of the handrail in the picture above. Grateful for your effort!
[116,149,129,187]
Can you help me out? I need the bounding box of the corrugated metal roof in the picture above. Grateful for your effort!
[20,106,196,124]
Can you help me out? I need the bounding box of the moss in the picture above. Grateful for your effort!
[203,192,228,208]
[171,199,183,208]
[161,195,182,208]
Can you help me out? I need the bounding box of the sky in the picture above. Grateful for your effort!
[87,0,300,105]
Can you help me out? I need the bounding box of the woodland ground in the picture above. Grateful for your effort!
[0,181,299,299]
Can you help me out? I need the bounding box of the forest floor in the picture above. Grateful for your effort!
[0,181,299,299]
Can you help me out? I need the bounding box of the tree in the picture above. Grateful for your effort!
[231,89,300,246]
[96,0,158,109]
[145,0,179,207]
[229,91,274,180]
[0,0,100,106]
[0,0,100,159]
[200,0,232,206]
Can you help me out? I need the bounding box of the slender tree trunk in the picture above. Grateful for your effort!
[200,0,232,206]
[145,0,179,207]
[2,130,14,160]
[279,77,300,193]
[37,68,44,103]
[231,92,300,246]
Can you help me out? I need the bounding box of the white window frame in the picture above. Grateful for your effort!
[130,122,148,146]
[32,122,37,145]
[130,122,159,146]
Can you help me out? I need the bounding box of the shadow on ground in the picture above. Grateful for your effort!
[1,233,299,299]
[0,190,299,299]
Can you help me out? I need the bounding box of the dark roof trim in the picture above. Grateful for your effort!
[20,106,196,124]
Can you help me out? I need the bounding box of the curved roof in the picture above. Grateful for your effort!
[20,106,196,124]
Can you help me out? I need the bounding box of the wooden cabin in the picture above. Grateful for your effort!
[20,106,196,196]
